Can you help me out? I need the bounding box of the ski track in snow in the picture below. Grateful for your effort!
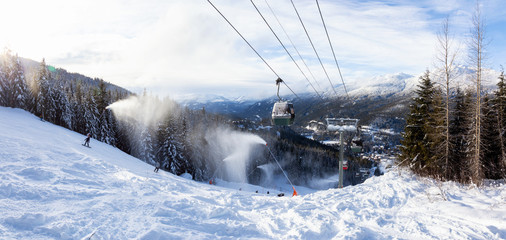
[0,107,505,239]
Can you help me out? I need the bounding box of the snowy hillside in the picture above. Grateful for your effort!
[0,107,505,239]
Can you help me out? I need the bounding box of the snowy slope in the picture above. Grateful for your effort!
[0,107,505,239]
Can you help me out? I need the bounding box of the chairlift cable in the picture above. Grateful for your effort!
[207,0,299,99]
[250,0,322,99]
[262,0,324,94]
[316,0,352,103]
[265,143,296,189]
[264,0,334,122]
[290,0,338,97]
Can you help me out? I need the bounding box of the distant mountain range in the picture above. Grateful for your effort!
[177,68,502,131]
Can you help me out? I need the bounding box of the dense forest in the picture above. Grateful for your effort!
[399,70,506,184]
[0,50,349,186]
[399,5,506,185]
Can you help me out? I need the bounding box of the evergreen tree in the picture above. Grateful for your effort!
[51,80,68,127]
[139,125,156,164]
[156,117,171,169]
[0,55,5,107]
[481,95,501,179]
[427,86,447,179]
[114,116,132,154]
[71,82,87,134]
[449,87,471,182]
[36,59,51,119]
[0,51,28,108]
[492,71,506,178]
[95,79,109,112]
[400,71,436,176]
[101,109,117,146]
[83,91,99,136]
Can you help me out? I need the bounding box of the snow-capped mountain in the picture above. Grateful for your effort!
[347,72,416,98]
[1,106,504,239]
[174,93,258,117]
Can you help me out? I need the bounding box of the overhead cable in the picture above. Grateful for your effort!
[290,0,338,97]
[207,0,299,99]
[316,0,352,103]
[250,0,322,99]
[262,0,324,95]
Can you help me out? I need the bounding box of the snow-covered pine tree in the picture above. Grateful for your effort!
[83,90,99,137]
[171,111,191,175]
[51,79,68,127]
[179,114,194,176]
[0,50,28,109]
[463,89,479,183]
[139,125,156,164]
[114,115,133,154]
[427,86,447,179]
[36,59,51,120]
[93,80,116,144]
[155,117,170,169]
[492,71,506,178]
[449,87,472,182]
[61,84,74,130]
[103,109,117,146]
[400,71,435,175]
[95,79,109,113]
[12,54,28,110]
[71,82,87,134]
[0,54,6,107]
[481,95,502,179]
[183,109,208,180]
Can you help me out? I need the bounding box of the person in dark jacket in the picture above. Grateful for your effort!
[154,161,160,173]
[83,133,91,147]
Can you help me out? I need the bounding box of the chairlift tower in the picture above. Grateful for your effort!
[326,118,359,188]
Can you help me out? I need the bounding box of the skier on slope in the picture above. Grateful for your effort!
[154,161,160,173]
[83,133,91,147]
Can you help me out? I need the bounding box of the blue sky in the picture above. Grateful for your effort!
[1,0,505,99]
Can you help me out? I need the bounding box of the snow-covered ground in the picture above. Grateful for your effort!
[0,107,505,239]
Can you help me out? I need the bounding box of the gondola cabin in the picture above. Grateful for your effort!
[271,101,295,126]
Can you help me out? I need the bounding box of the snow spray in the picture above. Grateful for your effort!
[205,127,266,183]
[257,163,276,186]
[106,95,178,127]
[106,95,181,163]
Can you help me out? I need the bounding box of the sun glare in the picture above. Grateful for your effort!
[0,0,75,59]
